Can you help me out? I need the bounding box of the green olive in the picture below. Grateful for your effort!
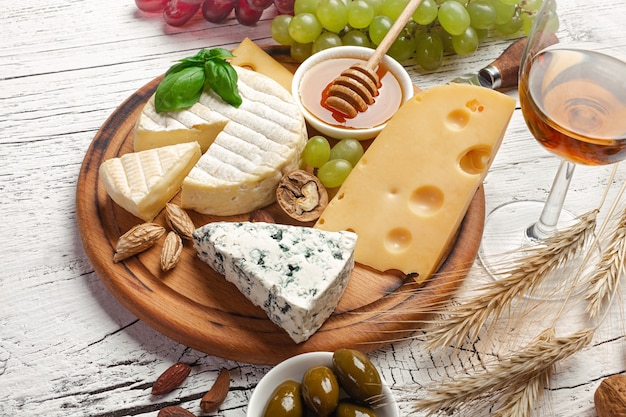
[262,380,304,417]
[301,366,340,417]
[332,349,383,404]
[333,400,378,417]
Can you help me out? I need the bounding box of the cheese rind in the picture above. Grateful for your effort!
[315,83,516,279]
[134,97,228,153]
[99,142,202,221]
[180,66,307,216]
[193,222,357,343]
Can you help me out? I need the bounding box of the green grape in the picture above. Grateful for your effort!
[302,135,331,168]
[475,27,488,42]
[270,14,293,45]
[317,0,348,33]
[294,0,320,15]
[347,0,375,29]
[521,12,534,35]
[467,0,497,29]
[312,32,342,53]
[342,29,371,47]
[369,15,393,45]
[363,0,383,14]
[494,9,523,34]
[452,26,479,55]
[431,25,455,54]
[290,41,313,62]
[414,31,444,70]
[329,139,364,167]
[493,0,516,24]
[388,34,414,63]
[380,0,409,20]
[499,0,518,4]
[317,159,353,188]
[438,1,471,36]
[289,13,323,44]
[412,0,438,25]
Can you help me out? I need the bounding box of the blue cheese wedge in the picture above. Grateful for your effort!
[193,222,358,344]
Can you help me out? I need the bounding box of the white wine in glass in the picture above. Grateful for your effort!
[479,0,626,295]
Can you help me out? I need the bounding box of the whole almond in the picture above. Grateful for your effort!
[157,405,196,417]
[166,203,195,240]
[113,222,165,262]
[161,231,183,271]
[151,362,192,395]
[200,368,230,413]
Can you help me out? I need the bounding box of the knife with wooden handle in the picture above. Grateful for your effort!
[451,33,559,89]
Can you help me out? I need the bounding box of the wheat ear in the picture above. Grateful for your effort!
[423,210,597,350]
[413,327,594,416]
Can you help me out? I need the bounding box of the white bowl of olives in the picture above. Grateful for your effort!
[247,350,399,417]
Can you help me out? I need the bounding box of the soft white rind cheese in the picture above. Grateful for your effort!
[181,67,307,216]
[99,141,202,221]
[193,222,357,344]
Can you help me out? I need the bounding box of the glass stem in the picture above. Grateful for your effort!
[527,160,576,240]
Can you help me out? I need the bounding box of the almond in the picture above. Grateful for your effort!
[113,222,165,262]
[200,368,230,413]
[166,203,195,240]
[157,405,196,417]
[151,362,192,396]
[160,231,183,271]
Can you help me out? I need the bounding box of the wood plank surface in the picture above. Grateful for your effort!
[2,1,626,416]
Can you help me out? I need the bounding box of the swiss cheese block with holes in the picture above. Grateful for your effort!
[314,83,516,281]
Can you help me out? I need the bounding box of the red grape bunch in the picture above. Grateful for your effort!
[135,0,295,27]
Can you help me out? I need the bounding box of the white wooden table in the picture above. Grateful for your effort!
[2,1,624,416]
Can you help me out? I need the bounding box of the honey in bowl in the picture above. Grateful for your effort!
[299,58,404,130]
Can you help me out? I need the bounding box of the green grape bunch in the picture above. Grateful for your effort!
[270,0,547,70]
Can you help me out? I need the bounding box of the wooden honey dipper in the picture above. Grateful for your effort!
[324,0,424,118]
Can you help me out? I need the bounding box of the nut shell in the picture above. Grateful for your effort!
[276,170,328,222]
[595,374,626,417]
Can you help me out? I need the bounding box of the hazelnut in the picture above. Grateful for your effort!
[595,374,626,417]
[276,170,328,222]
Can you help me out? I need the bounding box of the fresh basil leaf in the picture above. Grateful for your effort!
[203,48,235,60]
[155,66,206,113]
[204,59,242,108]
[165,60,200,77]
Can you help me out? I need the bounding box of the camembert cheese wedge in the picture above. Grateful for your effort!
[315,83,516,281]
[99,141,202,221]
[180,66,307,216]
[193,221,357,344]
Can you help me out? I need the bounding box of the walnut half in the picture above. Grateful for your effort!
[276,170,328,222]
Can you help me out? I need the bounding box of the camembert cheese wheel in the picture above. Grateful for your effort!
[99,141,202,221]
[315,83,516,280]
[180,66,307,216]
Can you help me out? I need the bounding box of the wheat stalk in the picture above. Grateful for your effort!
[423,210,597,350]
[584,209,626,318]
[413,327,594,416]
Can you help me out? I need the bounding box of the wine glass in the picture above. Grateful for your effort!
[478,0,626,294]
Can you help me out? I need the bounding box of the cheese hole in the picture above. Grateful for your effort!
[409,185,444,215]
[466,99,484,112]
[384,227,412,253]
[459,146,492,175]
[445,109,470,131]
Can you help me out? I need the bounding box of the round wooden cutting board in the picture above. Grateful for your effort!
[76,48,485,366]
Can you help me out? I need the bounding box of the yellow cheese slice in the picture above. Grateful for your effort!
[230,37,294,92]
[314,83,516,280]
[99,141,202,221]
